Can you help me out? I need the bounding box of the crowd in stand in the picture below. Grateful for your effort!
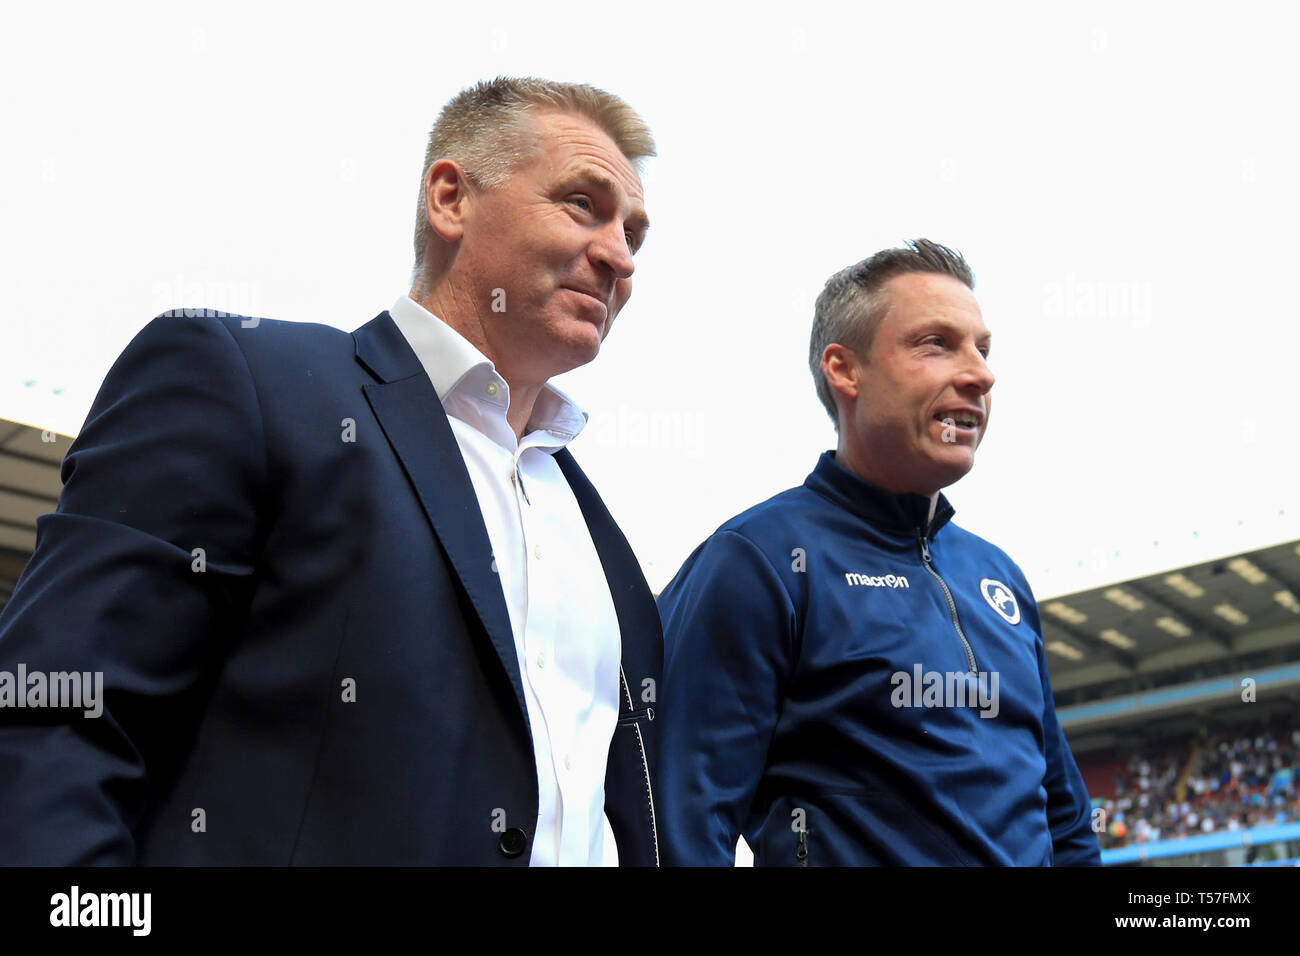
[1094,719,1300,850]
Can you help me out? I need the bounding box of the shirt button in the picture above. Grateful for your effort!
[485,381,500,398]
[536,652,546,669]
[534,544,542,560]
[564,754,572,771]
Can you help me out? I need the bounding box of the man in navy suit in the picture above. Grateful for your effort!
[0,77,662,865]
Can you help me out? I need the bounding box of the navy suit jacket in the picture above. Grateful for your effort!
[0,309,662,865]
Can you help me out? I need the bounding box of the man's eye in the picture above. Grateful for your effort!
[626,231,638,252]
[569,197,592,212]
[927,336,945,347]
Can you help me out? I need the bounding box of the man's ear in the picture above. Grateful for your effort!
[822,343,862,404]
[424,159,472,243]
[822,343,865,432]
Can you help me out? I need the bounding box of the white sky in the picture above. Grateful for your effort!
[3,0,1298,597]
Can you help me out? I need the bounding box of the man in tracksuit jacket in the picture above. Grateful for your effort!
[657,240,1100,865]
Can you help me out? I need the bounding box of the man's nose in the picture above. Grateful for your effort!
[959,348,995,393]
[590,221,635,281]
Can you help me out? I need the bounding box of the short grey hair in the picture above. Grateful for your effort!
[412,76,656,272]
[809,238,975,427]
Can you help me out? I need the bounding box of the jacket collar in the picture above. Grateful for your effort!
[353,310,424,384]
[805,450,956,539]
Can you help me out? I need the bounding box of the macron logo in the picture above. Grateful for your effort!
[844,572,910,589]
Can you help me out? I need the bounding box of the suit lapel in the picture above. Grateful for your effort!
[352,311,527,722]
[554,449,663,711]
[556,449,663,865]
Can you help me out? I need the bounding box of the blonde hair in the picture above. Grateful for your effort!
[412,76,655,271]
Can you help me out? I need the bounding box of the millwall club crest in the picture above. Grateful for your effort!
[979,578,1021,625]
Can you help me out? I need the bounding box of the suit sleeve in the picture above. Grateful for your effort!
[1026,592,1102,866]
[655,530,796,866]
[0,313,267,864]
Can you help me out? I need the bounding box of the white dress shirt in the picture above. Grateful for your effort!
[387,295,622,866]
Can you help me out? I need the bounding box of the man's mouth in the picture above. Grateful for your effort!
[933,410,983,430]
[564,286,608,307]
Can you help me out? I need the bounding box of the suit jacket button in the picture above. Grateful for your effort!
[498,827,528,858]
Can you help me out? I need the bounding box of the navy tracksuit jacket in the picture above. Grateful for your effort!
[656,451,1100,866]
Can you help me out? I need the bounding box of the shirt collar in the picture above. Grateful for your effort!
[387,295,588,446]
[804,450,956,539]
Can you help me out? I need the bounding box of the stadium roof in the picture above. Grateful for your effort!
[1043,539,1300,694]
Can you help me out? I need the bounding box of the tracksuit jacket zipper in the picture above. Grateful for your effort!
[786,531,974,867]
[916,530,978,674]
